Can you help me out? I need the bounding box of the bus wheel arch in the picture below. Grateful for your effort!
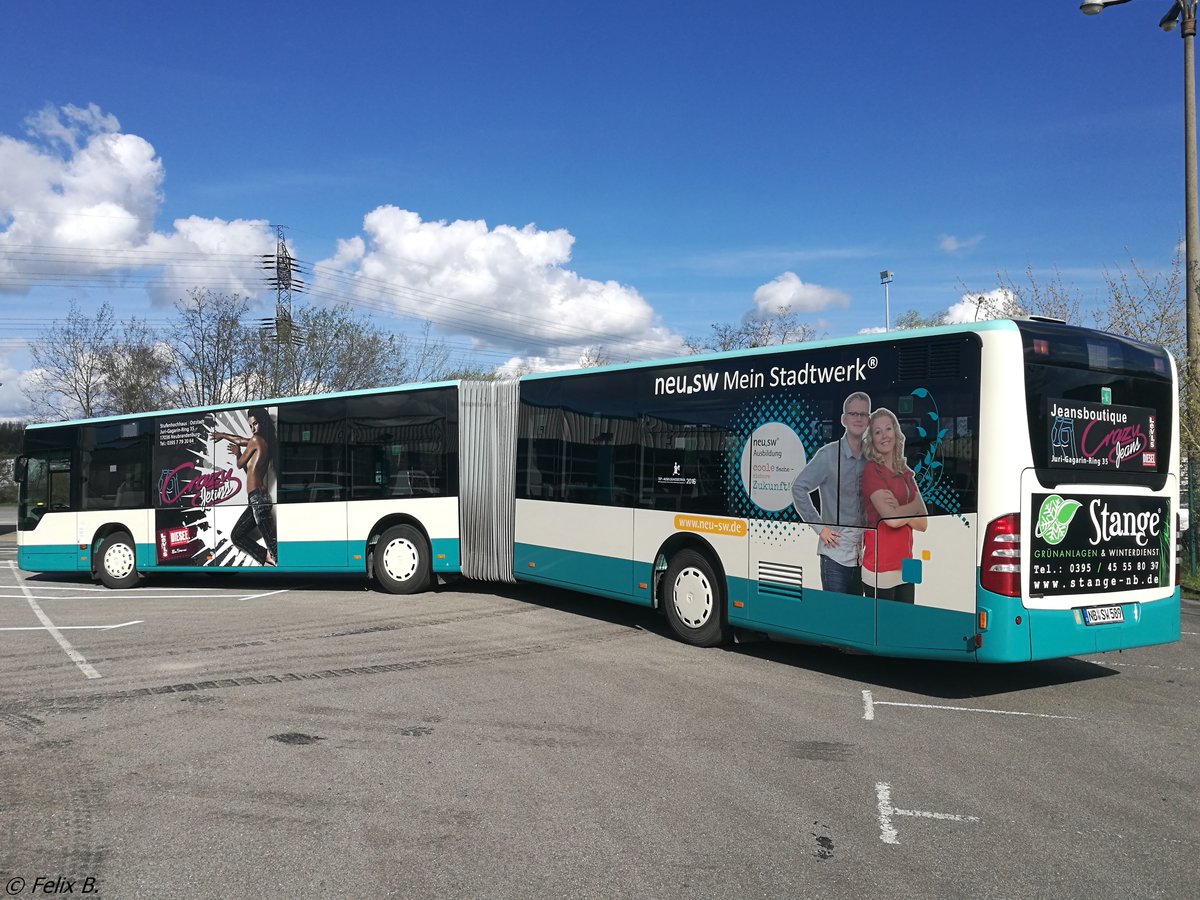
[94,528,140,589]
[654,536,731,647]
[367,515,432,594]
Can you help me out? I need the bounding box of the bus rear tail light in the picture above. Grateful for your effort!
[981,514,1021,597]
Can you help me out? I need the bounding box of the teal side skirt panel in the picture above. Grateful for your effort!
[734,585,977,661]
[876,601,977,658]
[739,585,875,646]
[18,544,88,573]
[278,540,348,569]
[430,538,461,572]
[130,539,464,574]
[513,543,649,607]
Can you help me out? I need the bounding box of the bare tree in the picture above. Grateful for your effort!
[685,307,817,354]
[166,289,260,407]
[579,346,611,368]
[101,318,173,414]
[965,253,1191,456]
[439,365,498,381]
[22,300,116,420]
[1097,251,1192,456]
[995,265,1084,324]
[259,307,452,396]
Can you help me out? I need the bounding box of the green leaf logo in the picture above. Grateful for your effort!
[1036,495,1082,546]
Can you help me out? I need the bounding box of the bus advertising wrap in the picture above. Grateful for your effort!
[1030,492,1171,597]
[152,407,279,567]
[1048,398,1157,471]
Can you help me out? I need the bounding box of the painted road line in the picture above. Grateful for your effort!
[1,592,284,601]
[862,689,1079,721]
[0,620,143,632]
[1082,660,1195,672]
[875,782,980,845]
[9,561,101,679]
[241,589,289,602]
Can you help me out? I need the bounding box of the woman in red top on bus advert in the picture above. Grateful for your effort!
[861,407,927,603]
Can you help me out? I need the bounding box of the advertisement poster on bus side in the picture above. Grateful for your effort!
[1029,493,1171,597]
[152,406,279,568]
[1047,398,1157,471]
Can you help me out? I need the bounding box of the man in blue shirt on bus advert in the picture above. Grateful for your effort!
[791,391,870,595]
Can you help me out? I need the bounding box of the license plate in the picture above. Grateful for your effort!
[1082,605,1124,626]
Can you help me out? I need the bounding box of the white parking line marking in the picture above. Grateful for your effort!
[875,782,980,845]
[241,588,288,602]
[9,562,101,679]
[0,592,286,601]
[861,690,1078,721]
[1082,660,1195,672]
[0,620,143,632]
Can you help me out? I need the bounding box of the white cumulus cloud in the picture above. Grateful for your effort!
[0,104,275,301]
[938,234,984,253]
[749,271,850,319]
[944,288,1018,323]
[314,206,686,364]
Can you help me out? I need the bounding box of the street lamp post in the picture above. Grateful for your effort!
[1081,0,1199,574]
[880,270,894,331]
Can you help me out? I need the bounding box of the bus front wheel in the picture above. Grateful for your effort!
[373,525,431,594]
[97,533,139,589]
[663,550,729,647]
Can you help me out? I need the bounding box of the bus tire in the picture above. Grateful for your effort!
[373,525,431,594]
[97,533,139,589]
[663,549,729,647]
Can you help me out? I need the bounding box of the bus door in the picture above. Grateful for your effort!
[17,453,82,572]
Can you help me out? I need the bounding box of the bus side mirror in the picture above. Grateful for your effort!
[14,456,27,482]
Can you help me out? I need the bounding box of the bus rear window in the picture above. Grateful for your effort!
[1017,322,1173,479]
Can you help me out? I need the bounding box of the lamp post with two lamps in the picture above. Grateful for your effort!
[1081,0,1199,574]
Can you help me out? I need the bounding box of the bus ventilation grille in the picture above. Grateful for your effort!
[758,561,804,600]
[897,340,962,380]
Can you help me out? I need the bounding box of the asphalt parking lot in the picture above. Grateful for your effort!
[1,533,1198,899]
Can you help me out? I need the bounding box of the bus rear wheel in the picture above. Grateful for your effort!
[97,532,139,589]
[663,549,729,647]
[373,525,431,594]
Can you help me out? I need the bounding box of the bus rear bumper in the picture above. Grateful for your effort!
[976,587,1181,662]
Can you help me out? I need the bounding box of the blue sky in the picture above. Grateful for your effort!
[0,1,1190,417]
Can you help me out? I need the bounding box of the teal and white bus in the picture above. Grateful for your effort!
[17,383,464,594]
[17,318,1182,662]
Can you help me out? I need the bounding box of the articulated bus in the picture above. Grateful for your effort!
[16,319,1182,662]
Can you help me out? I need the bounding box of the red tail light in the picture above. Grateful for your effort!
[981,513,1021,597]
